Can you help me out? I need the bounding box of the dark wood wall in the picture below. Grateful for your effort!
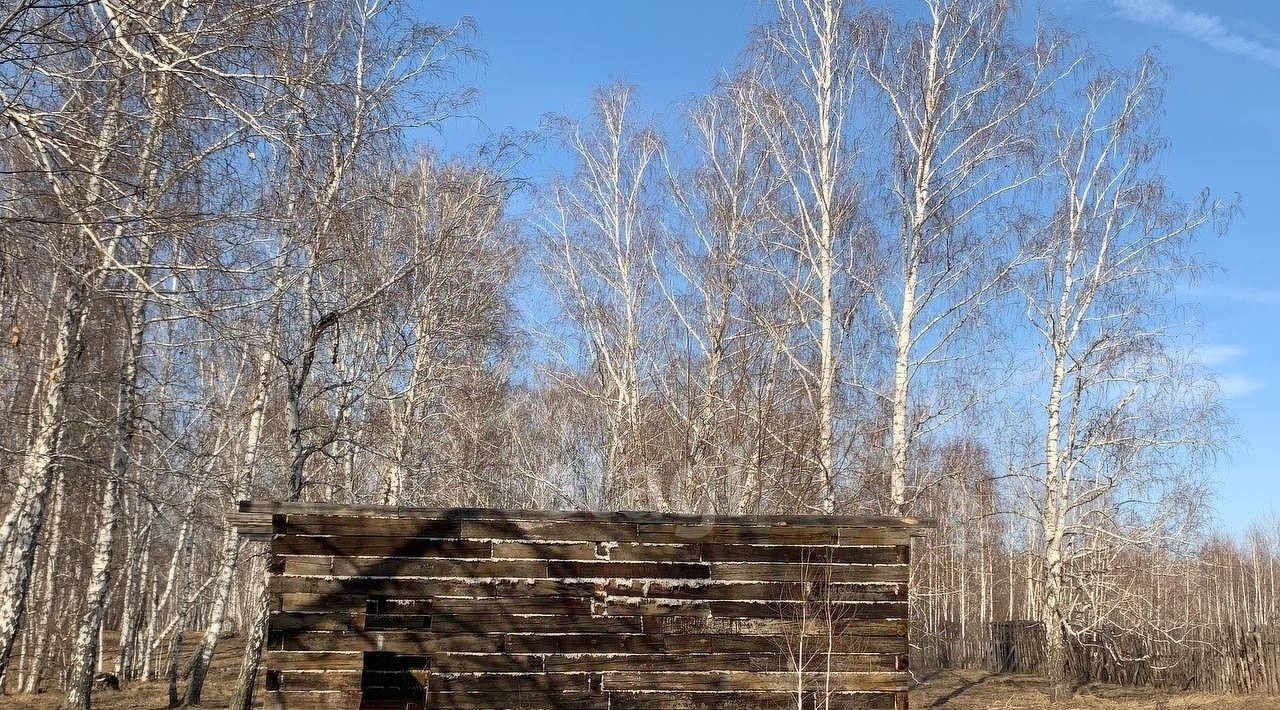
[234,502,928,710]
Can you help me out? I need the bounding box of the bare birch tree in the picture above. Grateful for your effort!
[369,153,517,506]
[539,85,667,510]
[862,0,1064,514]
[0,0,134,684]
[743,0,864,513]
[1017,54,1230,700]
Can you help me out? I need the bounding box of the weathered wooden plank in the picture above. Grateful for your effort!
[262,690,362,710]
[607,543,703,562]
[279,631,502,654]
[601,599,912,623]
[430,596,595,616]
[241,501,934,530]
[601,671,910,692]
[270,576,600,598]
[658,634,908,655]
[707,600,909,620]
[836,528,913,546]
[428,672,594,693]
[227,511,273,540]
[601,580,906,602]
[613,597,910,620]
[279,557,334,576]
[545,560,711,580]
[278,594,595,616]
[502,634,669,655]
[284,514,460,537]
[275,671,364,692]
[461,520,642,542]
[491,541,703,562]
[430,613,644,634]
[275,535,492,558]
[430,653,544,673]
[543,653,898,673]
[644,616,909,637]
[601,580,801,601]
[265,651,364,671]
[601,598,712,617]
[491,541,601,560]
[639,524,838,546]
[699,544,905,564]
[280,556,549,578]
[271,612,365,632]
[274,594,366,613]
[607,691,898,710]
[709,562,909,583]
[424,690,608,709]
[282,555,745,580]
[274,609,645,634]
[545,653,765,673]
[824,583,909,602]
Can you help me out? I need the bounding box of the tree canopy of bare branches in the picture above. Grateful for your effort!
[0,0,1239,706]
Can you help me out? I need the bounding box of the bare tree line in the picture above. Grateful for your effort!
[0,0,1244,706]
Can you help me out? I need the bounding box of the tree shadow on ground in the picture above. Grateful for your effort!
[920,669,998,707]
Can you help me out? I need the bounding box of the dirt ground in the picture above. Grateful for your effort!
[9,656,1280,708]
[913,668,1280,709]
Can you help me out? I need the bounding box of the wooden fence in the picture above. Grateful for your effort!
[911,621,1043,675]
[913,622,1280,695]
[234,501,932,709]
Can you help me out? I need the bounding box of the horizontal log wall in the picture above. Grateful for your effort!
[236,502,929,710]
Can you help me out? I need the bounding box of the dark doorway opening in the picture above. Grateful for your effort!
[359,651,427,710]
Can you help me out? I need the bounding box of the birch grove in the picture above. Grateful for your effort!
[0,0,1251,706]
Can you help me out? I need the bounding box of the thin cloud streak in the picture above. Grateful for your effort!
[1196,344,1244,367]
[1219,373,1263,398]
[1190,287,1280,305]
[1111,0,1280,69]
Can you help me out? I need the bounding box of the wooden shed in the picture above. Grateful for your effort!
[233,501,932,709]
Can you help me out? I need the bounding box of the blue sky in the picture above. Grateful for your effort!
[426,0,1278,535]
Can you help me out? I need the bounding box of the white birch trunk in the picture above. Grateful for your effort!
[228,551,270,710]
[0,281,86,683]
[16,470,63,695]
[183,351,271,705]
[63,287,148,709]
[115,514,152,681]
[141,492,198,680]
[164,518,202,705]
[1040,313,1072,701]
[61,474,122,710]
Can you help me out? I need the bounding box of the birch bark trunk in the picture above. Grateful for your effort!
[183,351,270,706]
[17,471,63,694]
[141,487,200,680]
[164,517,201,705]
[0,280,87,684]
[228,552,270,710]
[745,0,854,514]
[115,512,153,680]
[63,287,149,710]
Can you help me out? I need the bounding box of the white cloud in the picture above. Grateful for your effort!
[1219,373,1263,398]
[1183,345,1261,398]
[1197,344,1244,366]
[1110,0,1280,69]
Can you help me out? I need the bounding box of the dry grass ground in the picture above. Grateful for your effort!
[913,668,1280,709]
[8,643,1280,708]
[3,633,244,710]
